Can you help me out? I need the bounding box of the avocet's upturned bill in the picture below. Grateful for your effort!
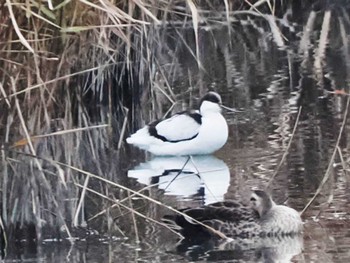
[126,92,228,156]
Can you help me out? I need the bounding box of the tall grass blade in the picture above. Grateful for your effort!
[186,0,201,68]
[5,0,34,53]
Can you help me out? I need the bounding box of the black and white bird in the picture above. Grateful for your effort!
[126,92,228,156]
[163,190,303,240]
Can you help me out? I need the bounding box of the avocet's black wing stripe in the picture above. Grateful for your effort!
[149,111,202,143]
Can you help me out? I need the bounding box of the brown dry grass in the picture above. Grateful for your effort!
[1,0,271,246]
[1,0,349,251]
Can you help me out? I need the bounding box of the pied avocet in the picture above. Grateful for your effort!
[126,92,228,156]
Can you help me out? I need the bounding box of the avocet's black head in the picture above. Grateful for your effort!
[200,91,222,105]
[250,190,274,217]
[199,92,222,115]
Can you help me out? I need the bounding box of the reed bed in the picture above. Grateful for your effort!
[1,0,350,256]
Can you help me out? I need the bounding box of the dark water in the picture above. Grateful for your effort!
[3,5,350,263]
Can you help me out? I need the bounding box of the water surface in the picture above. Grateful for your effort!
[3,4,350,263]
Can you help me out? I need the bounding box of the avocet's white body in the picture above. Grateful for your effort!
[126,92,228,156]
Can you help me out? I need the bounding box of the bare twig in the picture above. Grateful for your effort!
[118,108,129,150]
[87,181,169,222]
[73,175,90,227]
[164,156,192,191]
[10,151,228,240]
[12,125,109,148]
[127,190,140,243]
[337,146,348,178]
[75,183,183,239]
[0,215,7,256]
[301,96,350,215]
[267,107,302,189]
[10,77,73,240]
[1,64,115,102]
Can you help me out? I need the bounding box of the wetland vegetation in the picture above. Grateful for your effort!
[1,0,350,261]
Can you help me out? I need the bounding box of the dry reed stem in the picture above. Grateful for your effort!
[22,0,56,18]
[0,83,10,107]
[245,0,266,16]
[17,4,61,29]
[153,72,176,104]
[336,146,348,178]
[267,0,274,14]
[82,114,98,160]
[250,0,269,10]
[223,0,230,26]
[69,161,228,239]
[5,0,34,53]
[301,95,350,216]
[10,151,229,240]
[73,175,90,227]
[0,215,7,255]
[1,147,9,224]
[86,181,166,222]
[163,102,177,119]
[127,190,140,243]
[186,0,201,69]
[188,156,223,203]
[118,108,129,150]
[153,63,176,100]
[170,28,208,80]
[74,183,184,239]
[1,64,115,102]
[51,0,72,10]
[9,77,73,240]
[266,107,302,189]
[133,0,161,24]
[79,0,151,25]
[10,76,38,166]
[12,125,109,147]
[232,9,286,45]
[164,156,191,191]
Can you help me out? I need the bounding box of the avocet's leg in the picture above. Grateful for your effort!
[189,156,218,204]
[189,155,201,179]
[164,155,191,191]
